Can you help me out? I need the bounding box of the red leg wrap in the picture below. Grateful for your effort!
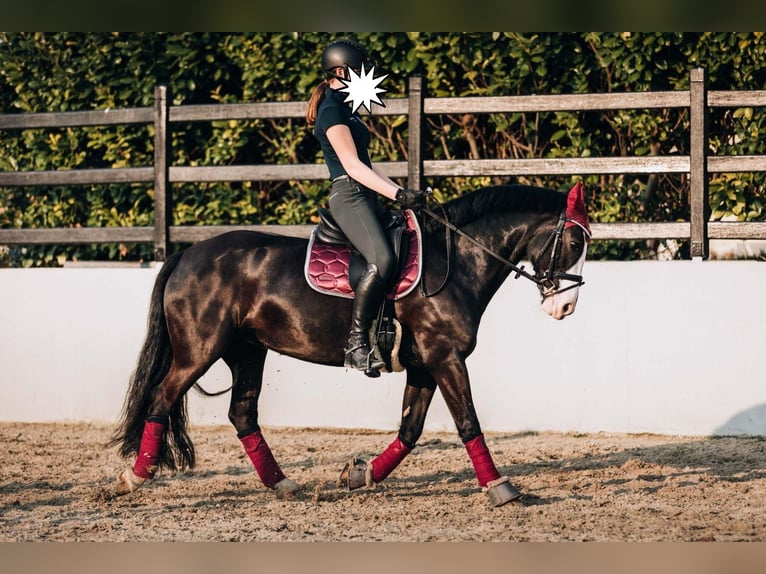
[133,420,166,479]
[240,431,286,489]
[465,434,501,487]
[371,436,412,483]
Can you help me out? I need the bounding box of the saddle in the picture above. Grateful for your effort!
[304,207,422,374]
[304,207,422,300]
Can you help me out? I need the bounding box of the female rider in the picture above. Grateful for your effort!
[305,38,425,377]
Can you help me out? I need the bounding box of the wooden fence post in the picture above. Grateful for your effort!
[153,85,171,262]
[407,75,424,190]
[689,67,709,259]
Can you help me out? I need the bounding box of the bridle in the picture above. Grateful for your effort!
[418,197,587,300]
[533,211,589,298]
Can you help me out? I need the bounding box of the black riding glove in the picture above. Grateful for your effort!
[395,188,426,210]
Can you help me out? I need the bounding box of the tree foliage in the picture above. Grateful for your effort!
[1,32,765,266]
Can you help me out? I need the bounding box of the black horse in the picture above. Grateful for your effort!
[111,182,591,507]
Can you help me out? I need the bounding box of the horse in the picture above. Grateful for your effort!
[110,181,591,507]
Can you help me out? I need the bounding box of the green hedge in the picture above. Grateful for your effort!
[1,32,765,266]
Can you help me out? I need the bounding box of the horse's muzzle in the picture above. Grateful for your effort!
[541,283,581,320]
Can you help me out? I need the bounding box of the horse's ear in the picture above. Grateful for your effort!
[565,181,591,241]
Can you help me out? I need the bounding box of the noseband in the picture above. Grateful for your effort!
[419,202,586,300]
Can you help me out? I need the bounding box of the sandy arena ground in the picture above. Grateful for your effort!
[1,422,765,542]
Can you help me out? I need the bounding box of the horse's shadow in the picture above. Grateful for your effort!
[395,435,766,505]
[0,481,76,515]
[505,436,766,481]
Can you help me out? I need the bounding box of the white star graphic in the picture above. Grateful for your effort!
[339,63,388,114]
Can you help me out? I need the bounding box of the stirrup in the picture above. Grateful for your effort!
[344,342,384,377]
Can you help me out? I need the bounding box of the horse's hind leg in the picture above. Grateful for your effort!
[224,342,300,499]
[341,367,436,490]
[115,359,216,495]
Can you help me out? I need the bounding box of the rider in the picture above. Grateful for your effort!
[306,38,426,376]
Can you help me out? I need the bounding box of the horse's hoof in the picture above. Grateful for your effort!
[338,457,373,491]
[114,467,146,496]
[274,477,301,500]
[484,476,523,507]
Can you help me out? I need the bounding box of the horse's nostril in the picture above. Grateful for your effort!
[562,303,573,315]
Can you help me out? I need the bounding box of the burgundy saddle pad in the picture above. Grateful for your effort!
[304,209,422,300]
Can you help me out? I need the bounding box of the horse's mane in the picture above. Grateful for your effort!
[427,185,566,232]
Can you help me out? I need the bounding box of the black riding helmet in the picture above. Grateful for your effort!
[321,39,372,80]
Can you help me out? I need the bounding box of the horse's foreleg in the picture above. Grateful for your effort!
[225,344,300,499]
[370,368,438,482]
[434,357,523,507]
[341,368,436,490]
[463,434,522,506]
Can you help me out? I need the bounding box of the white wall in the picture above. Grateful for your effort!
[1,260,765,436]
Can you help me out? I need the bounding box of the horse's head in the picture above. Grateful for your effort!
[529,182,591,320]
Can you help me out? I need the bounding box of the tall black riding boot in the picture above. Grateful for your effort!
[345,264,387,376]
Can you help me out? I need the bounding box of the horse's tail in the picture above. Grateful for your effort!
[108,250,195,471]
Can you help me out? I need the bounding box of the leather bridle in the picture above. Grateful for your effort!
[419,201,587,300]
[533,212,589,299]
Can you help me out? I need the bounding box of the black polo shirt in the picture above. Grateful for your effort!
[313,87,372,181]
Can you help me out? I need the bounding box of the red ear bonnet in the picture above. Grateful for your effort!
[565,181,591,241]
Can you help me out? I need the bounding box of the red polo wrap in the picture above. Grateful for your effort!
[465,434,501,487]
[371,436,412,483]
[132,420,166,479]
[240,432,286,488]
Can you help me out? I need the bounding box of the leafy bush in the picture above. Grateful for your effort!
[1,32,765,266]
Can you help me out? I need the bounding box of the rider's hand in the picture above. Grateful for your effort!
[395,188,427,210]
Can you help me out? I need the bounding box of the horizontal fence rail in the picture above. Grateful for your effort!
[1,68,765,260]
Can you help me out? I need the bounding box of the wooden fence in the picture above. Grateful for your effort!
[1,67,765,261]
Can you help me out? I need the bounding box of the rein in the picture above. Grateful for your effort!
[417,196,585,300]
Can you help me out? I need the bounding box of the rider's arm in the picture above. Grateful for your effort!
[371,164,402,189]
